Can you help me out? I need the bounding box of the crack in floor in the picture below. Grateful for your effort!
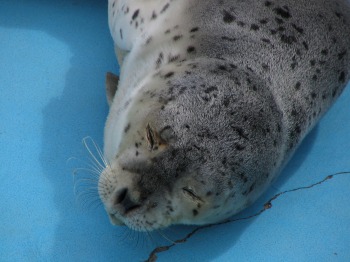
[145,171,350,262]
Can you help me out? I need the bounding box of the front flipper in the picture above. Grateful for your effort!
[105,72,119,107]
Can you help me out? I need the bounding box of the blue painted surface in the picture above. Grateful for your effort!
[0,1,349,261]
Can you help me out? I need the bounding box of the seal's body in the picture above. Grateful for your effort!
[99,0,350,231]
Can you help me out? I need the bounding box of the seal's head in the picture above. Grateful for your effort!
[99,60,283,231]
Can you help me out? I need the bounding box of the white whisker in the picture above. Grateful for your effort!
[156,229,175,244]
[82,136,106,171]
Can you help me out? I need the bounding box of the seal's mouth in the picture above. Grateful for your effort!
[108,213,125,226]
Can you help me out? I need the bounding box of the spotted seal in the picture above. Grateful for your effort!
[98,0,350,231]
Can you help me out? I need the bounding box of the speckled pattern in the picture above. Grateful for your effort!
[100,0,350,232]
[1,0,350,261]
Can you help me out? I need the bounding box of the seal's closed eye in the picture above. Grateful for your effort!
[183,187,204,203]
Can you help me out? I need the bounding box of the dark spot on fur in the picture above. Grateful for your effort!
[205,86,218,93]
[265,1,273,7]
[239,173,248,183]
[193,209,198,216]
[335,12,342,18]
[275,17,284,24]
[227,181,233,189]
[223,97,230,107]
[280,34,297,44]
[235,144,245,151]
[277,124,282,132]
[332,90,337,98]
[321,49,329,56]
[237,21,245,27]
[168,54,180,63]
[262,63,269,70]
[132,9,139,20]
[119,29,123,39]
[124,123,131,133]
[190,27,199,32]
[173,35,183,41]
[246,66,254,72]
[164,29,171,34]
[248,183,256,193]
[273,7,291,19]
[145,37,152,45]
[311,92,317,99]
[187,46,196,53]
[277,26,285,32]
[231,126,248,140]
[291,62,297,69]
[302,41,309,50]
[151,11,157,20]
[338,50,347,60]
[160,3,170,14]
[339,71,345,83]
[218,65,227,71]
[310,60,316,66]
[250,24,260,31]
[295,82,301,90]
[230,64,237,69]
[292,24,304,34]
[156,52,164,66]
[312,75,317,81]
[222,36,236,42]
[223,10,235,23]
[260,19,268,24]
[261,38,271,44]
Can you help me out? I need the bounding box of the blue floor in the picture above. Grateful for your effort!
[1,1,350,261]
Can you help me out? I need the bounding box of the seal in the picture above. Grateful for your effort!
[99,0,350,231]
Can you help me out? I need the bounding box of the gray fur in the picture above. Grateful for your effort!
[100,0,350,231]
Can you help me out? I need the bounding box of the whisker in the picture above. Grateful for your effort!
[82,136,106,171]
[91,138,111,169]
[156,229,175,244]
[73,167,101,176]
[87,158,104,174]
[145,229,157,248]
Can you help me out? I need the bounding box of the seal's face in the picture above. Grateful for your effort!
[99,107,232,231]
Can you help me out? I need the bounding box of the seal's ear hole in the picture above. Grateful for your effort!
[145,124,167,151]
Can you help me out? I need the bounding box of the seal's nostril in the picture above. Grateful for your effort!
[115,188,128,205]
[114,188,141,214]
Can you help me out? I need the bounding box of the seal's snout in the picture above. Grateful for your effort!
[113,187,141,214]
